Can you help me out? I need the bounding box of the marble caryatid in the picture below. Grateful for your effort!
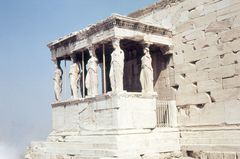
[86,46,98,97]
[53,61,63,101]
[140,46,154,94]
[109,38,124,93]
[69,57,80,99]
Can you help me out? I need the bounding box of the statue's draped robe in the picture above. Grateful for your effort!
[86,57,98,96]
[54,68,62,101]
[69,63,80,98]
[110,48,124,92]
[140,53,154,93]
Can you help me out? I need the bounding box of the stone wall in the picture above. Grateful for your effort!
[26,93,181,159]
[51,93,156,134]
[132,0,240,156]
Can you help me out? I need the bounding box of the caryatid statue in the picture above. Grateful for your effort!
[109,38,124,93]
[53,61,63,101]
[85,46,98,97]
[140,46,154,94]
[69,57,80,99]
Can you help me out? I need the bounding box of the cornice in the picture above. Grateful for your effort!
[47,14,171,50]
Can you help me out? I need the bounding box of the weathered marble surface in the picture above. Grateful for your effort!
[25,128,180,159]
[25,92,180,159]
[51,92,157,133]
[53,63,62,101]
[47,14,172,61]
[140,46,154,95]
[135,0,240,157]
[109,39,124,93]
[86,46,98,97]
[69,61,80,99]
[27,0,240,158]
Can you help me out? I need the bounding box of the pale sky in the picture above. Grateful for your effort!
[0,0,157,158]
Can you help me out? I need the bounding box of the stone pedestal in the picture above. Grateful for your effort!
[25,92,180,159]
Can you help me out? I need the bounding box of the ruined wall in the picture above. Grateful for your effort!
[131,0,240,156]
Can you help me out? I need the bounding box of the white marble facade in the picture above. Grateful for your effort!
[26,9,184,159]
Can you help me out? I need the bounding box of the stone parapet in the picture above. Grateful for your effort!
[51,92,157,135]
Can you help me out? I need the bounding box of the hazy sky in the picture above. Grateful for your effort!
[0,0,157,157]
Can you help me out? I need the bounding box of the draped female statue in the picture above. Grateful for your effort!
[86,47,98,97]
[69,59,80,99]
[109,39,124,93]
[53,62,63,101]
[140,46,154,94]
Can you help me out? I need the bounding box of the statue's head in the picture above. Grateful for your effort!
[144,47,150,54]
[88,46,96,57]
[71,55,77,63]
[112,38,120,49]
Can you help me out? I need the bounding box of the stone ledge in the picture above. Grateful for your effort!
[182,144,240,152]
[51,91,157,107]
[48,14,172,50]
[179,125,240,131]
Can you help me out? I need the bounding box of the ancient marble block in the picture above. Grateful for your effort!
[51,92,157,134]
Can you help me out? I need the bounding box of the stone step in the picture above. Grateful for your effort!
[65,135,117,144]
[47,148,118,157]
[42,142,145,158]
[43,142,117,154]
[182,144,240,152]
[180,129,240,139]
[71,157,99,159]
[181,137,240,145]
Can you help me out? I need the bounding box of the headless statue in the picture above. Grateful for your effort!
[69,60,80,99]
[109,39,124,93]
[140,46,154,94]
[86,47,98,97]
[53,63,63,101]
